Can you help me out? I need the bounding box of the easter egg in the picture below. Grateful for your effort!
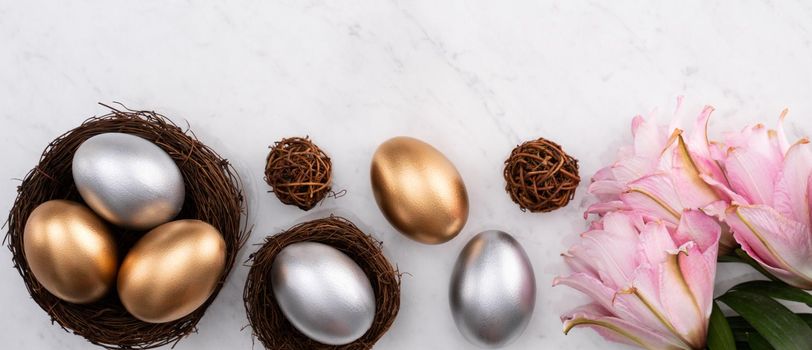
[72,132,185,230]
[23,200,117,304]
[450,230,536,348]
[370,136,468,244]
[117,220,225,323]
[271,242,376,345]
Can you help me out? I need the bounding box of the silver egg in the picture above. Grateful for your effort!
[271,242,376,345]
[449,230,536,348]
[72,132,185,230]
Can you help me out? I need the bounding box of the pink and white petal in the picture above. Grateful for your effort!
[726,205,812,288]
[737,238,812,289]
[581,228,640,289]
[673,209,721,254]
[724,145,780,205]
[585,200,629,219]
[553,274,620,313]
[602,211,644,240]
[774,140,812,226]
[622,174,683,222]
[638,221,678,265]
[589,180,626,202]
[562,247,598,278]
[670,134,721,208]
[613,156,657,183]
[633,116,669,160]
[592,165,616,182]
[700,174,750,205]
[633,251,706,349]
[562,303,688,350]
[676,242,716,320]
[808,175,812,231]
[685,105,714,159]
[776,109,791,156]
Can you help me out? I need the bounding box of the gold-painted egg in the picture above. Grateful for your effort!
[23,199,117,304]
[370,136,469,244]
[117,219,226,323]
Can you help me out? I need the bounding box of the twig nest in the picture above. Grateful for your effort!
[265,137,332,210]
[503,137,580,213]
[5,105,249,349]
[243,216,400,350]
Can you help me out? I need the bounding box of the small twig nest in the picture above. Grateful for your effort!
[503,137,580,213]
[243,216,400,350]
[5,104,250,349]
[264,137,333,211]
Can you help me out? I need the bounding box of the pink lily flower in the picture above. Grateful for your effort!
[711,112,812,289]
[587,100,735,252]
[554,210,721,350]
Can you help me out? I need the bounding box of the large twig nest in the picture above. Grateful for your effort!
[5,105,250,349]
[243,216,400,350]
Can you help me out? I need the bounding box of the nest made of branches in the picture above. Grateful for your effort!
[243,216,400,350]
[503,137,580,213]
[5,104,250,349]
[264,137,333,211]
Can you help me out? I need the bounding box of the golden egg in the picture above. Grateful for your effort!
[370,136,469,244]
[117,219,226,323]
[23,200,117,304]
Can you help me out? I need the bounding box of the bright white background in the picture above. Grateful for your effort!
[2,1,812,349]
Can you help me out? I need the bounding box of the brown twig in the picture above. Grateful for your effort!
[264,137,333,210]
[503,137,580,213]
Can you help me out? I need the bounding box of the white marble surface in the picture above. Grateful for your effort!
[2,1,812,349]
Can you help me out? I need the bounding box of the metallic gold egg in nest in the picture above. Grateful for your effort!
[5,104,249,349]
[265,137,334,210]
[503,137,580,213]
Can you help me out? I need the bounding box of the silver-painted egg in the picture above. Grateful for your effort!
[72,132,185,230]
[449,230,536,348]
[271,242,376,345]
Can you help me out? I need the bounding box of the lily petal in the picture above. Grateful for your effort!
[776,109,791,156]
[562,303,687,350]
[585,200,629,218]
[623,174,682,222]
[726,205,812,289]
[676,241,717,321]
[553,274,622,315]
[671,134,721,208]
[633,116,668,160]
[724,146,779,205]
[774,140,812,227]
[589,180,627,202]
[580,227,640,289]
[808,175,812,231]
[685,106,713,156]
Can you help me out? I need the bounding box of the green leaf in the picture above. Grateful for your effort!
[718,254,744,263]
[730,280,812,307]
[707,301,736,350]
[747,332,774,350]
[718,290,812,350]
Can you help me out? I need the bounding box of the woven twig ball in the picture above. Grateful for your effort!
[265,137,332,210]
[5,105,249,349]
[503,137,580,213]
[243,216,400,350]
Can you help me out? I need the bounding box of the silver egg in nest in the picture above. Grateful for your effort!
[449,230,536,348]
[271,242,376,345]
[72,132,185,230]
